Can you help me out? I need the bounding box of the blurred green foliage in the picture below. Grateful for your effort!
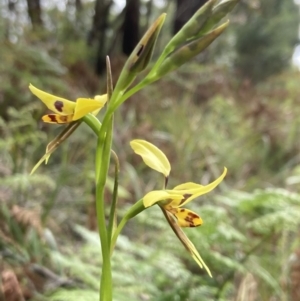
[234,0,298,81]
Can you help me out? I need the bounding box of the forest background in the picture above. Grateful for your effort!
[1,0,300,300]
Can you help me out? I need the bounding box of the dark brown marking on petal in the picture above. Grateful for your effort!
[48,115,58,122]
[137,44,144,56]
[188,212,198,219]
[183,193,192,200]
[54,100,64,112]
[184,212,199,224]
[184,216,193,223]
[164,176,169,189]
[179,193,192,205]
[179,199,185,205]
[180,208,185,212]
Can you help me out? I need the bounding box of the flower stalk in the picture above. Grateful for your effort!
[29,1,238,300]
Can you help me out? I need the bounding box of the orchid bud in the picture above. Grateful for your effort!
[167,0,217,52]
[115,14,166,93]
[155,21,229,77]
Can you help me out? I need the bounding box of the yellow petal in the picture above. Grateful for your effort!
[94,94,107,105]
[29,84,75,115]
[169,207,203,227]
[163,190,192,208]
[42,114,74,124]
[162,208,212,277]
[92,94,108,116]
[173,182,203,190]
[179,167,227,207]
[143,190,183,207]
[130,139,171,177]
[73,98,106,120]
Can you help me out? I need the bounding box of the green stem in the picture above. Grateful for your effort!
[83,110,112,300]
[97,58,163,156]
[110,199,145,254]
[97,57,115,301]
[96,126,113,301]
[82,114,102,135]
[92,53,165,299]
[96,183,112,301]
[95,92,120,182]
[112,51,172,110]
[145,46,172,78]
[103,48,170,121]
[107,150,120,249]
[110,215,128,255]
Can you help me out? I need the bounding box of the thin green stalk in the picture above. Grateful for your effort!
[107,59,118,247]
[94,105,115,300]
[97,54,165,144]
[82,109,113,301]
[95,120,113,301]
[97,56,115,301]
[110,215,128,255]
[95,93,120,182]
[110,199,145,254]
[107,150,120,249]
[95,125,112,301]
[112,54,171,111]
[145,47,171,78]
[95,182,112,301]
[82,114,102,135]
[113,80,151,110]
[93,52,165,298]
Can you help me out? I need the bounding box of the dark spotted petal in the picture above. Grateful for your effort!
[29,84,75,115]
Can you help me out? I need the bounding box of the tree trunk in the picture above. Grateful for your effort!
[173,0,208,34]
[75,0,82,12]
[88,0,113,75]
[122,0,140,56]
[26,0,43,29]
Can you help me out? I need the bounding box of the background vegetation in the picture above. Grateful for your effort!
[1,0,300,300]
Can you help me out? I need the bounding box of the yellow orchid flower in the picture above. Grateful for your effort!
[130,139,226,227]
[29,84,107,124]
[143,173,226,227]
[29,84,107,174]
[130,139,227,276]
